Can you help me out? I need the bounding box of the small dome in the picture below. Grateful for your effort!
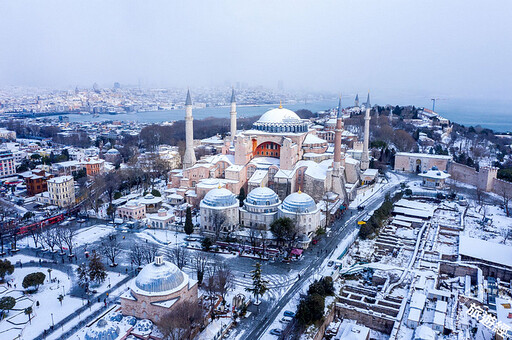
[135,260,185,294]
[257,107,301,124]
[85,319,120,340]
[245,187,280,206]
[281,191,317,213]
[106,148,119,154]
[202,188,237,207]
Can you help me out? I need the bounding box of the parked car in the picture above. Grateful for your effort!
[328,261,334,267]
[270,329,283,336]
[283,310,295,318]
[279,316,293,324]
[357,205,365,211]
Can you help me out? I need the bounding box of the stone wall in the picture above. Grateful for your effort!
[334,303,395,334]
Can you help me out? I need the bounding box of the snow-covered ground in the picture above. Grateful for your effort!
[0,267,78,340]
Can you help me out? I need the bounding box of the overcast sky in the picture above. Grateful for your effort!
[0,0,511,100]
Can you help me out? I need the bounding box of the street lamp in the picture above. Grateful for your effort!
[51,313,54,327]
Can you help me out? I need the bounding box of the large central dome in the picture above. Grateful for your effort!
[257,107,301,124]
[253,106,308,133]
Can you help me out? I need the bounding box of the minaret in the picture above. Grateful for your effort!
[366,91,371,109]
[331,95,347,202]
[183,89,196,169]
[354,94,359,107]
[230,88,237,142]
[360,92,371,171]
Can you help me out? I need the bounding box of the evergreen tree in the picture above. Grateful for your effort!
[22,272,46,291]
[245,262,268,304]
[88,252,107,284]
[238,187,246,207]
[0,260,14,282]
[184,207,194,235]
[0,296,15,315]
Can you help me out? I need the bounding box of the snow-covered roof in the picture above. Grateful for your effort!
[459,235,512,267]
[419,169,451,180]
[396,152,452,160]
[408,308,422,322]
[394,206,433,219]
[303,133,327,145]
[410,291,427,310]
[335,321,370,340]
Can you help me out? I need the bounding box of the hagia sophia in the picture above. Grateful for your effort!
[169,89,373,248]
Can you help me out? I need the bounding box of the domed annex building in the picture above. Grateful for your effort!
[170,90,374,246]
[120,256,198,324]
[199,187,239,235]
[240,186,281,229]
[278,191,321,247]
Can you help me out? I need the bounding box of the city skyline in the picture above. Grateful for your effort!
[0,0,511,101]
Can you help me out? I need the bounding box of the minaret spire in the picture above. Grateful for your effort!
[183,89,196,169]
[361,91,371,171]
[355,94,359,107]
[331,94,347,203]
[230,88,237,142]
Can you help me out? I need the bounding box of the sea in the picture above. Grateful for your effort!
[62,98,512,133]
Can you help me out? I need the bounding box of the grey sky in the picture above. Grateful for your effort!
[0,0,510,100]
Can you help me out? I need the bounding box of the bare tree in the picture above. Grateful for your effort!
[502,187,510,217]
[210,211,227,242]
[54,227,66,254]
[28,225,42,249]
[60,226,77,256]
[475,188,484,211]
[158,301,204,340]
[193,252,210,285]
[130,244,146,268]
[215,261,234,302]
[168,246,189,270]
[99,234,122,266]
[42,228,57,252]
[142,243,159,264]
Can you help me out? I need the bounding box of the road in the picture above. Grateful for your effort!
[239,173,403,340]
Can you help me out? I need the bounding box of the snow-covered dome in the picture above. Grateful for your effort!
[106,148,120,154]
[135,260,185,294]
[201,188,237,208]
[281,191,317,213]
[85,319,120,340]
[257,107,301,124]
[253,106,308,133]
[245,187,280,206]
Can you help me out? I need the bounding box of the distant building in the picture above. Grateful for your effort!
[418,167,451,189]
[81,157,105,176]
[24,169,53,196]
[0,129,16,141]
[47,175,75,208]
[394,152,452,173]
[0,150,16,178]
[117,200,146,220]
[147,208,175,229]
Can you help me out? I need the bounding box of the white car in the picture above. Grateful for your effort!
[279,316,293,324]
